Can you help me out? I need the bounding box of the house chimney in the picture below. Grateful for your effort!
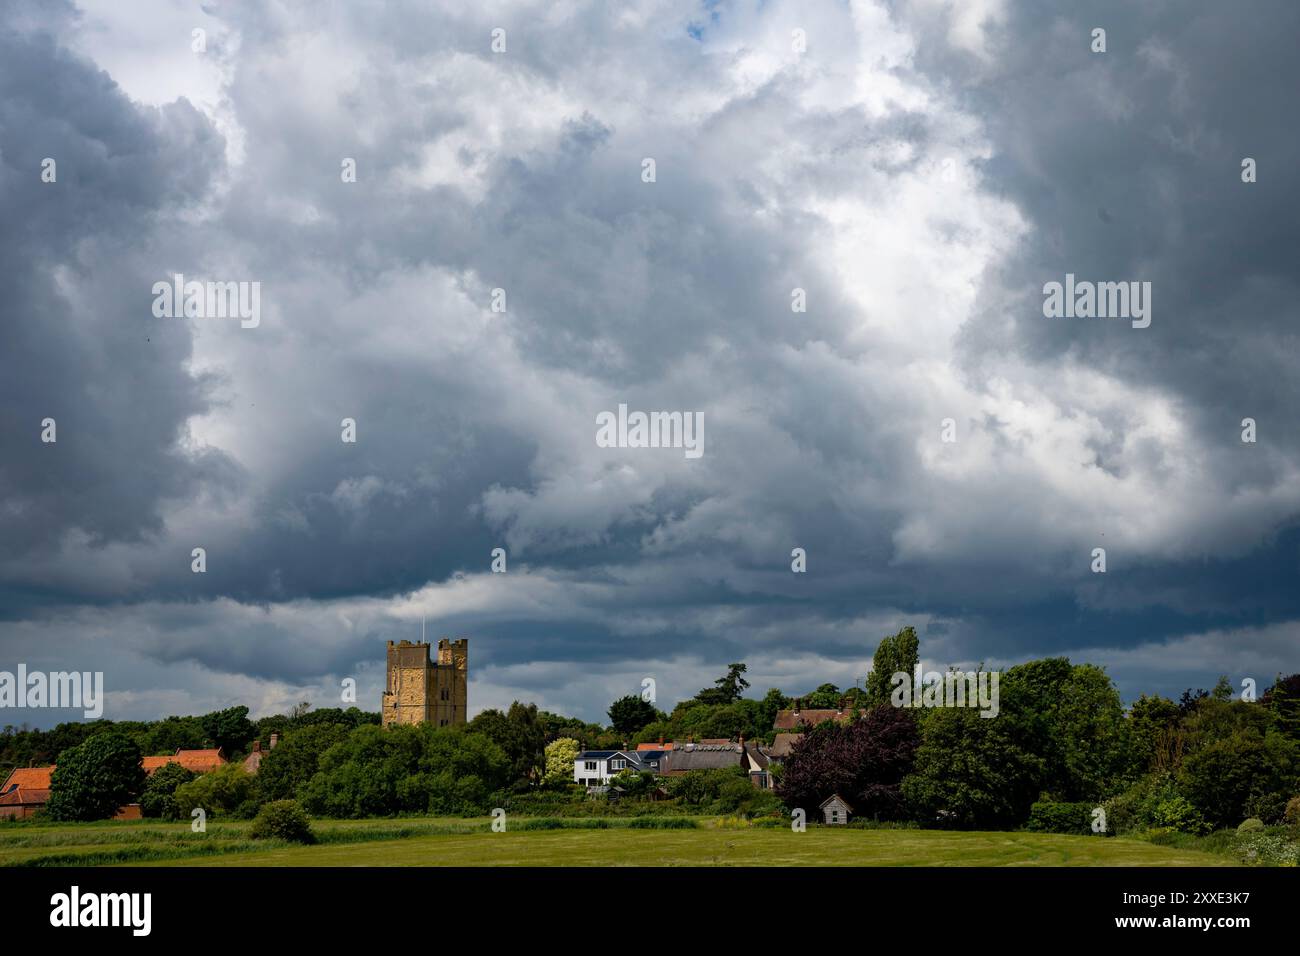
[622,741,628,752]
[658,735,664,747]
[252,740,261,753]
[270,733,280,749]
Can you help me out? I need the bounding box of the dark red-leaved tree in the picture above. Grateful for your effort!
[777,704,919,820]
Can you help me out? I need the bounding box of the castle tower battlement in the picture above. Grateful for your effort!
[381,637,468,728]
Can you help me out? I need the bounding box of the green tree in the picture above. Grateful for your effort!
[1263,674,1300,740]
[694,664,750,706]
[172,762,255,818]
[607,695,661,737]
[199,706,256,756]
[664,767,747,805]
[249,799,315,843]
[608,769,657,797]
[253,722,351,802]
[292,706,380,730]
[1211,675,1234,702]
[2,720,111,770]
[543,737,580,787]
[803,683,842,709]
[1051,663,1130,800]
[300,724,511,818]
[468,702,547,784]
[136,716,206,755]
[1127,694,1181,777]
[138,762,196,819]
[537,711,602,747]
[865,627,920,707]
[901,659,1126,826]
[990,658,1128,801]
[631,719,675,747]
[758,688,790,734]
[1179,725,1299,826]
[46,732,146,821]
[254,714,292,743]
[901,705,1045,828]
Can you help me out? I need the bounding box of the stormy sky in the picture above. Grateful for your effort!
[2,0,1297,728]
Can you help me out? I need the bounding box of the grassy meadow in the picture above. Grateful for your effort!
[0,816,1242,867]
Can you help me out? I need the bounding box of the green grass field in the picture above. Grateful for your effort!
[0,817,1238,867]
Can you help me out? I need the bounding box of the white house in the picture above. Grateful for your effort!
[573,749,669,786]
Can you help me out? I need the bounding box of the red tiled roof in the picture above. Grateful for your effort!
[0,766,55,807]
[2,766,54,791]
[174,748,226,771]
[143,748,228,774]
[635,742,675,751]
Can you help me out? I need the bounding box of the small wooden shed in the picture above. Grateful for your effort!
[819,793,853,825]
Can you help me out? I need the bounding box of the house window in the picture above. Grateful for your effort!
[584,761,597,771]
[611,759,626,771]
[832,810,840,822]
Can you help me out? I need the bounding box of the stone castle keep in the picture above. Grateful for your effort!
[381,638,468,728]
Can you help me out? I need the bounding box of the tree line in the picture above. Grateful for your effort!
[5,629,1297,835]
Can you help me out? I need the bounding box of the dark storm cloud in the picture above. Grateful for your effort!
[0,0,1296,725]
[902,0,1300,627]
[0,6,233,594]
[942,0,1300,454]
